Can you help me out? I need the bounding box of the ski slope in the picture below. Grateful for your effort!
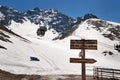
[0,19,120,75]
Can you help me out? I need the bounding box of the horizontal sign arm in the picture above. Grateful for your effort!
[70,58,97,64]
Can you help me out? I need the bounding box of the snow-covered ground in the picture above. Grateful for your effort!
[9,20,59,41]
[0,19,120,75]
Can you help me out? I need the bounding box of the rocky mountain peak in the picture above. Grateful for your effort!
[76,13,98,23]
[33,7,41,12]
[0,5,26,26]
[83,13,98,20]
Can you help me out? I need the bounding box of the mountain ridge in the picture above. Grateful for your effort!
[0,5,97,30]
[0,5,101,40]
[0,5,119,41]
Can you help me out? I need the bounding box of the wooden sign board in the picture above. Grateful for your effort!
[70,58,97,64]
[71,40,97,44]
[70,40,97,50]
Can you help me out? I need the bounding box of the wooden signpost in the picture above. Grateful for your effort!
[70,39,97,80]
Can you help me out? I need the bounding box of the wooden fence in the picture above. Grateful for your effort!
[93,67,120,80]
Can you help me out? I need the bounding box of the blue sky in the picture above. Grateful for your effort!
[0,0,120,23]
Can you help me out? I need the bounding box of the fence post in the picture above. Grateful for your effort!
[93,67,97,80]
[112,69,114,79]
[101,68,102,80]
[97,68,99,80]
[93,67,95,80]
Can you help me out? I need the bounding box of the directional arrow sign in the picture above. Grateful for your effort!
[70,58,97,64]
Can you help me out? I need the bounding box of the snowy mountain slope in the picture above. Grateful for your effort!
[0,25,92,75]
[1,18,120,76]
[8,20,59,40]
[23,19,120,75]
[0,5,120,76]
[0,25,61,74]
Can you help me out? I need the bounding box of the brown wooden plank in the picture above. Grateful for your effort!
[70,58,97,64]
[70,40,97,44]
[70,40,97,50]
[70,44,97,49]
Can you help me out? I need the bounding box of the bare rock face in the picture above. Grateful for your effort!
[87,19,120,41]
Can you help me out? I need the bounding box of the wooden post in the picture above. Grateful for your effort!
[93,67,97,80]
[81,49,86,80]
[97,68,99,80]
[81,39,86,80]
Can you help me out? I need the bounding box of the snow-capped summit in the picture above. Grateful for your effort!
[24,7,76,33]
[0,5,26,26]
